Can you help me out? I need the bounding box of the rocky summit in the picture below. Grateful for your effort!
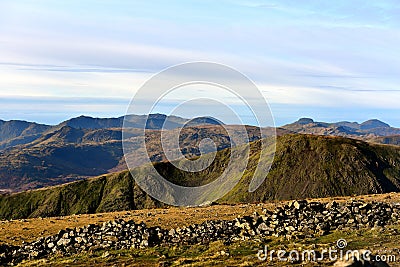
[0,200,398,266]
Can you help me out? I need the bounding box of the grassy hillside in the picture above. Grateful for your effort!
[221,134,400,203]
[1,134,400,220]
[0,171,165,219]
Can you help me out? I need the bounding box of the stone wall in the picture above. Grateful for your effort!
[1,200,398,265]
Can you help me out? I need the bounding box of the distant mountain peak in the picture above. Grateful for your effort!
[61,116,123,130]
[185,116,224,126]
[360,119,390,130]
[147,113,167,118]
[295,118,314,125]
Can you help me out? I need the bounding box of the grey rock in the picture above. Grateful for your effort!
[56,238,71,247]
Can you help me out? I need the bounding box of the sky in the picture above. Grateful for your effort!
[0,0,399,126]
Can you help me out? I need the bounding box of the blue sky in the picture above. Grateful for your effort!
[0,0,399,126]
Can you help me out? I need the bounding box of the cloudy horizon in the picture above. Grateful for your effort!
[1,0,399,126]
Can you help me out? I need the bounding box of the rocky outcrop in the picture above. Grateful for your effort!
[1,200,398,265]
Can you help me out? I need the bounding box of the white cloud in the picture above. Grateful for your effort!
[0,0,399,125]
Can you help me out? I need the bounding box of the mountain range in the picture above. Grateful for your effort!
[284,117,400,138]
[0,115,399,194]
[0,114,222,150]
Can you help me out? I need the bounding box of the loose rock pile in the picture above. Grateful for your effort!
[1,200,399,265]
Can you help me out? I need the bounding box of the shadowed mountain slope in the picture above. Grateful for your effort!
[1,134,399,219]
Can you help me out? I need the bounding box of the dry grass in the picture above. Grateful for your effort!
[0,204,270,246]
[1,192,399,246]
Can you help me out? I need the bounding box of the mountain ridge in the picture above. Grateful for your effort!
[0,114,224,151]
[1,115,399,152]
[1,134,400,219]
[283,117,400,138]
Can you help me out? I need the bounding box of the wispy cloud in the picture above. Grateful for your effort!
[0,62,153,73]
[0,0,399,125]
